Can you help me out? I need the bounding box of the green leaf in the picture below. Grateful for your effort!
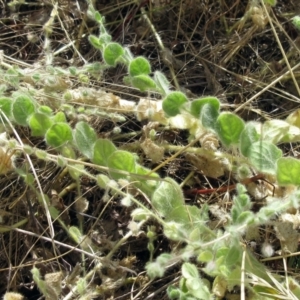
[38,105,53,115]
[190,96,220,118]
[182,262,199,279]
[92,138,117,166]
[131,75,156,92]
[52,111,67,123]
[264,0,276,7]
[12,95,36,126]
[5,68,20,87]
[225,245,241,266]
[28,113,53,136]
[103,42,124,66]
[197,250,214,263]
[277,157,300,185]
[151,178,184,218]
[236,211,254,225]
[246,141,282,174]
[73,121,97,159]
[129,56,151,76]
[68,226,82,244]
[45,123,73,148]
[88,35,103,50]
[216,112,245,147]
[239,122,261,157]
[61,145,76,159]
[132,164,159,195]
[292,16,300,30]
[0,97,13,120]
[99,33,112,45]
[200,103,219,130]
[262,119,300,144]
[154,71,170,96]
[107,150,136,180]
[68,164,85,180]
[162,91,188,117]
[186,277,211,299]
[94,11,103,23]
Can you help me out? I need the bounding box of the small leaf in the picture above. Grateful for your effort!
[246,141,282,174]
[12,95,36,126]
[225,245,241,266]
[197,250,214,263]
[190,96,220,118]
[94,11,103,23]
[0,97,13,120]
[88,35,103,50]
[200,103,219,130]
[216,112,245,147]
[182,262,199,279]
[73,121,97,159]
[239,122,261,157]
[129,56,151,76]
[264,0,276,6]
[131,75,156,92]
[68,226,82,244]
[292,16,300,30]
[52,111,67,123]
[162,91,188,117]
[92,138,117,166]
[151,178,184,217]
[68,164,85,180]
[45,123,73,148]
[38,105,53,115]
[213,275,227,298]
[103,42,124,66]
[277,157,300,185]
[236,211,254,225]
[28,113,53,136]
[107,150,136,180]
[154,71,170,96]
[98,33,112,45]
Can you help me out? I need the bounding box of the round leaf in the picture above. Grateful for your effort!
[28,113,53,136]
[216,112,245,147]
[73,121,97,159]
[277,157,300,185]
[129,56,151,76]
[162,92,188,117]
[247,141,282,175]
[103,42,124,66]
[190,96,220,118]
[152,178,185,218]
[12,95,36,126]
[45,123,73,148]
[182,262,199,279]
[107,150,136,180]
[92,138,117,166]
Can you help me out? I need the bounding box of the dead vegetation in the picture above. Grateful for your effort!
[0,0,300,299]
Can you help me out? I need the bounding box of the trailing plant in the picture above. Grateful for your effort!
[1,2,300,299]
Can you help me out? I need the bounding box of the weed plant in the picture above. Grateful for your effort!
[1,1,300,299]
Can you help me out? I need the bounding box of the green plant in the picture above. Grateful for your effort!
[1,2,300,299]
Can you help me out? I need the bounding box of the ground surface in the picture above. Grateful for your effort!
[0,0,300,299]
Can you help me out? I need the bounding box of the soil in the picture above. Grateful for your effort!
[0,0,300,299]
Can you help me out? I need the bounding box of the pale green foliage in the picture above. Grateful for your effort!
[1,4,300,300]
